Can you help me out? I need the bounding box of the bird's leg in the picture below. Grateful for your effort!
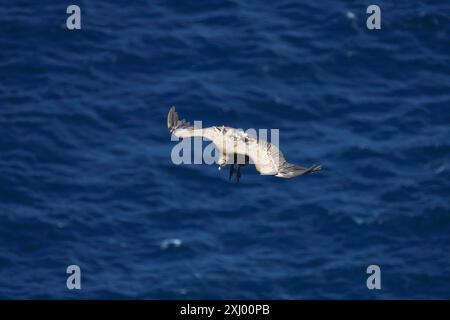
[229,163,235,180]
[236,164,242,184]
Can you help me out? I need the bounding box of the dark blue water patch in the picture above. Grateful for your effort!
[1,0,450,299]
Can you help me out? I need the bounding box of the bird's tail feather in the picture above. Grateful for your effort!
[276,163,322,178]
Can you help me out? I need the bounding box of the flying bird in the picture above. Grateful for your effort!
[167,107,321,183]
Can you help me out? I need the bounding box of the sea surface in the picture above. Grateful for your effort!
[0,0,449,299]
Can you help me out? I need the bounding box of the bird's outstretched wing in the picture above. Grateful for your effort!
[168,106,216,140]
[242,135,321,178]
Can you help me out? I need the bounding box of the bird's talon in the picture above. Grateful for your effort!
[236,165,242,184]
[229,164,235,180]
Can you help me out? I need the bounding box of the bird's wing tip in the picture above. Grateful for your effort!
[276,163,322,178]
[167,106,179,131]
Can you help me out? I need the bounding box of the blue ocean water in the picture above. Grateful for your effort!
[0,0,449,299]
